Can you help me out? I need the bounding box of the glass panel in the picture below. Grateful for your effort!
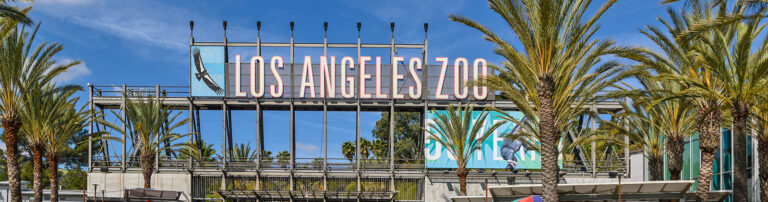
[724,172,732,190]
[691,139,700,191]
[683,141,690,180]
[712,174,721,191]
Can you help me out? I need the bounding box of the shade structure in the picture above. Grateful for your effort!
[452,180,731,201]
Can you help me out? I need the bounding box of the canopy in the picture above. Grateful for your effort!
[451,180,731,201]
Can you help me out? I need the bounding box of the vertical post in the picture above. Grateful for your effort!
[122,84,127,171]
[590,107,597,177]
[323,100,328,191]
[255,101,262,190]
[355,22,362,195]
[88,84,93,170]
[290,98,295,191]
[222,102,228,170]
[289,21,296,199]
[155,85,160,172]
[389,22,396,192]
[624,119,630,177]
[389,100,395,191]
[290,21,295,98]
[188,99,194,170]
[323,21,329,194]
[223,21,229,97]
[422,23,428,100]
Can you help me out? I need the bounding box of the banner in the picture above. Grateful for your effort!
[191,46,226,97]
[424,110,543,169]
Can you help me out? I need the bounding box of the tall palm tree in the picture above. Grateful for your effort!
[0,23,76,202]
[179,140,216,165]
[626,75,699,181]
[693,5,768,201]
[342,141,355,162]
[600,99,666,180]
[623,5,728,200]
[424,103,503,196]
[450,0,628,200]
[231,142,257,161]
[20,84,80,202]
[751,100,768,200]
[42,88,90,202]
[100,95,190,188]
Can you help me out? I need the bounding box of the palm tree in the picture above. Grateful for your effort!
[20,84,80,202]
[693,5,768,201]
[179,140,216,166]
[750,97,768,200]
[276,150,290,168]
[231,142,257,161]
[100,95,190,188]
[600,99,666,180]
[424,103,504,196]
[42,88,90,202]
[342,141,355,162]
[0,23,78,202]
[623,5,727,200]
[371,139,387,160]
[359,138,371,159]
[450,0,628,200]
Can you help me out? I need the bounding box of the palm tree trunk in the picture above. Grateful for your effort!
[758,137,768,201]
[538,75,560,202]
[648,156,664,181]
[666,136,685,180]
[31,144,44,202]
[48,155,59,202]
[2,117,23,202]
[697,106,721,202]
[140,153,155,188]
[732,101,748,202]
[456,166,468,196]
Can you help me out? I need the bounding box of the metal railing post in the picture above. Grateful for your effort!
[122,84,127,171]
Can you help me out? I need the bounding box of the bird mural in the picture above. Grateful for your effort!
[192,47,224,95]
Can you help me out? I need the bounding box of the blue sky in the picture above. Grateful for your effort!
[19,0,677,159]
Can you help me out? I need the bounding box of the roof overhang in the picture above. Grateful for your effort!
[451,181,731,201]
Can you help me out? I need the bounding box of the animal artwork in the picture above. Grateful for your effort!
[192,47,224,95]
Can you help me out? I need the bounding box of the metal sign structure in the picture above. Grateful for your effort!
[86,21,628,201]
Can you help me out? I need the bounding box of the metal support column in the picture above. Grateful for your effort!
[88,84,93,170]
[355,22,362,197]
[289,21,296,201]
[155,85,160,172]
[422,23,428,100]
[188,99,194,170]
[122,84,127,171]
[222,101,228,170]
[322,21,329,196]
[590,107,597,177]
[389,22,396,193]
[389,100,395,191]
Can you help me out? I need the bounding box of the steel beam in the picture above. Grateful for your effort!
[122,84,127,171]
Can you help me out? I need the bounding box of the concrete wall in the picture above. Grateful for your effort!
[87,172,192,201]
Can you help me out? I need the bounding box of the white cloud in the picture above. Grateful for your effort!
[52,58,90,83]
[296,142,320,153]
[33,0,190,54]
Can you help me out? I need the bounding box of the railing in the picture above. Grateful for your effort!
[226,157,258,169]
[294,158,324,170]
[258,157,290,169]
[326,158,356,170]
[91,85,190,98]
[158,156,190,169]
[91,155,121,168]
[561,158,628,174]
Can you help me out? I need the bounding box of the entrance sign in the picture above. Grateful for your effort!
[424,111,545,169]
[190,46,488,100]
